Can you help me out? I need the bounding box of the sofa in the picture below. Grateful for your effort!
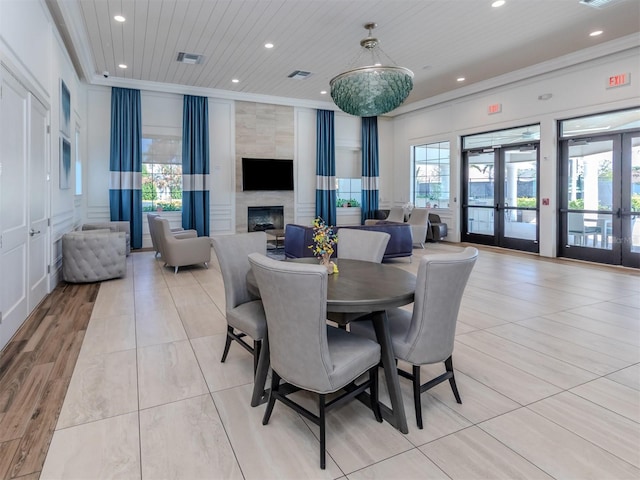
[369,209,448,243]
[284,222,412,261]
[62,229,127,283]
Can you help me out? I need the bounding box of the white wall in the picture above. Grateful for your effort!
[393,47,640,256]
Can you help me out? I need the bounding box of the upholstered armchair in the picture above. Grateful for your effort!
[62,229,127,283]
[146,213,195,257]
[407,208,430,248]
[154,217,211,273]
[82,221,131,255]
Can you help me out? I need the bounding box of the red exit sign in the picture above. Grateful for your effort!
[488,103,502,115]
[607,73,631,88]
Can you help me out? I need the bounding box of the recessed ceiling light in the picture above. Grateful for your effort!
[118,64,127,69]
[457,77,466,82]
[114,15,125,22]
[320,90,327,95]
[232,79,240,83]
[265,43,274,49]
[590,30,603,36]
[491,0,505,7]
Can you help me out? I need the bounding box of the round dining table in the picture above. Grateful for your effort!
[248,257,416,434]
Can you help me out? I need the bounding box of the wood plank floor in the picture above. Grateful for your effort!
[0,282,99,479]
[0,245,638,479]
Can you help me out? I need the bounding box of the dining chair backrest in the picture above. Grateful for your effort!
[248,253,336,392]
[404,247,478,365]
[387,207,405,223]
[337,229,390,263]
[212,232,267,310]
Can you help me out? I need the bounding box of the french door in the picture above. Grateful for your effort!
[462,144,539,253]
[559,131,640,268]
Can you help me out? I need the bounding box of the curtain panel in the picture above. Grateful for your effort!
[315,109,336,226]
[361,116,380,224]
[182,95,210,236]
[109,87,142,249]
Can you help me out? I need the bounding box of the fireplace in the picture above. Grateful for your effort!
[248,206,284,232]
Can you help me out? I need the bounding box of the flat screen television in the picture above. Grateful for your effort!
[242,158,294,191]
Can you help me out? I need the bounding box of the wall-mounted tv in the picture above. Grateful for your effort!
[242,158,294,191]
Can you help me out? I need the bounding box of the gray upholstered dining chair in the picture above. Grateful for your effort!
[350,247,478,429]
[211,232,267,374]
[248,252,382,469]
[407,208,430,248]
[338,229,390,263]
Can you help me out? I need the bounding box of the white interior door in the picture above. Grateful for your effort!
[28,95,49,311]
[0,66,29,349]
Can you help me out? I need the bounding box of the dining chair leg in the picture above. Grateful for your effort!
[445,356,462,404]
[251,335,270,407]
[220,326,233,363]
[369,367,382,423]
[319,394,326,470]
[412,364,423,429]
[253,339,261,374]
[262,371,280,425]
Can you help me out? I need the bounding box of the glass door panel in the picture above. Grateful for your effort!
[564,138,614,253]
[501,147,538,245]
[464,151,495,242]
[622,133,640,267]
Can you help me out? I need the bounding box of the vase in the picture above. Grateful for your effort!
[320,254,335,275]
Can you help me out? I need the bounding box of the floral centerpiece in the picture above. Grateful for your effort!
[309,217,339,274]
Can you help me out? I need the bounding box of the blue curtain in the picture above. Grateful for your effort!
[182,95,210,236]
[315,109,336,226]
[361,116,380,224]
[109,87,142,249]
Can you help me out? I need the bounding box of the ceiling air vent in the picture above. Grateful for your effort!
[288,70,311,80]
[176,52,204,65]
[579,0,625,8]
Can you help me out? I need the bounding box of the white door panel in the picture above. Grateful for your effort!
[0,66,29,349]
[28,95,49,310]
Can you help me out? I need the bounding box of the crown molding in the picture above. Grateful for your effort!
[392,33,640,116]
[88,74,338,111]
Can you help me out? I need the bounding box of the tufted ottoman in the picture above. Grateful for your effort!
[62,230,127,283]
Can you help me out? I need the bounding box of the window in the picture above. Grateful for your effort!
[142,135,182,212]
[335,147,361,207]
[336,178,361,207]
[412,141,450,208]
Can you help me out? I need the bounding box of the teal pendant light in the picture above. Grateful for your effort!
[330,23,414,117]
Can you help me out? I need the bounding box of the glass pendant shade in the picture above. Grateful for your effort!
[330,23,414,117]
[330,66,413,117]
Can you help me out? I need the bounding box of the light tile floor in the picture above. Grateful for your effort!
[40,244,640,479]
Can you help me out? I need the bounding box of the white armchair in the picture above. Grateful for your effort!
[408,208,430,248]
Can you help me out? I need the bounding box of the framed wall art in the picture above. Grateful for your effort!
[60,137,71,189]
[60,79,71,138]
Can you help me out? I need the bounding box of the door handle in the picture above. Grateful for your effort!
[29,229,40,236]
